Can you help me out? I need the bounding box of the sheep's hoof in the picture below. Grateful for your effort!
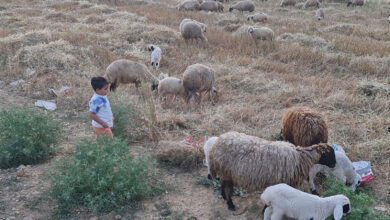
[228,205,236,211]
[207,174,212,180]
[311,189,319,195]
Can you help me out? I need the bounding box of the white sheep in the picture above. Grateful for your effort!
[177,0,202,11]
[304,0,321,8]
[309,151,362,194]
[203,136,218,179]
[148,44,162,70]
[316,8,324,20]
[261,183,351,220]
[199,1,224,12]
[158,72,169,80]
[157,76,186,105]
[181,21,208,43]
[229,0,255,13]
[180,18,207,33]
[247,13,268,23]
[280,0,296,7]
[248,26,275,43]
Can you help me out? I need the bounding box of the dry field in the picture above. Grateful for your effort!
[0,0,389,219]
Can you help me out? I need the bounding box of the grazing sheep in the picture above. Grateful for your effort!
[157,77,186,104]
[182,63,217,104]
[229,0,255,13]
[304,0,321,8]
[203,136,218,179]
[177,0,202,11]
[248,26,275,43]
[347,0,364,6]
[280,0,296,7]
[158,72,169,80]
[309,151,362,194]
[199,1,224,12]
[281,106,328,147]
[148,44,162,70]
[214,0,228,2]
[261,183,351,220]
[181,21,208,43]
[247,13,268,22]
[180,18,207,33]
[104,59,159,92]
[316,8,324,20]
[209,131,336,211]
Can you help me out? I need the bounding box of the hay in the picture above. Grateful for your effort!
[155,141,204,170]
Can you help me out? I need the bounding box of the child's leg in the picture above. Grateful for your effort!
[93,127,113,139]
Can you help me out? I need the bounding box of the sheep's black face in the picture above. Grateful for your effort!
[343,204,351,215]
[151,83,158,91]
[318,145,336,168]
[229,7,233,12]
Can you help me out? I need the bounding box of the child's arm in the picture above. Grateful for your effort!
[89,112,109,128]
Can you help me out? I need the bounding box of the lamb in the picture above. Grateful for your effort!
[281,106,328,147]
[261,183,351,220]
[316,8,324,20]
[182,63,218,104]
[229,1,255,13]
[177,0,202,11]
[280,0,296,7]
[181,21,208,43]
[247,13,268,23]
[309,151,362,194]
[209,131,336,211]
[157,76,186,104]
[203,136,218,179]
[248,26,275,43]
[179,18,207,33]
[148,44,162,70]
[347,0,364,6]
[104,59,159,91]
[199,1,224,12]
[304,0,321,8]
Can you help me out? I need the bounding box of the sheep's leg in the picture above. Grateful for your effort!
[263,206,272,220]
[270,210,283,220]
[221,180,235,211]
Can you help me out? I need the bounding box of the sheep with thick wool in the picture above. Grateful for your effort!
[229,0,255,12]
[247,13,268,23]
[316,8,324,20]
[281,106,328,147]
[261,183,351,220]
[209,131,336,211]
[304,0,321,8]
[183,63,217,104]
[203,136,218,179]
[280,0,296,7]
[180,18,207,33]
[157,76,186,105]
[248,26,275,43]
[181,21,208,43]
[309,151,362,194]
[104,59,159,92]
[199,1,224,12]
[177,0,202,11]
[148,44,162,70]
[347,0,364,6]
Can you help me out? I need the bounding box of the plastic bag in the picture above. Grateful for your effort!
[352,161,373,184]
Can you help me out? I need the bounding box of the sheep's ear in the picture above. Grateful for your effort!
[333,205,343,220]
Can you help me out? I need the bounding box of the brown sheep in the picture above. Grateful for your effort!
[281,106,328,147]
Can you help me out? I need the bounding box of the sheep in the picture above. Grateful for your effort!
[104,59,159,92]
[316,8,324,20]
[214,0,228,2]
[148,44,162,70]
[309,151,362,195]
[347,0,364,6]
[203,136,218,179]
[248,26,275,43]
[261,183,351,220]
[199,1,224,12]
[177,0,202,11]
[182,63,218,104]
[209,131,336,211]
[179,18,207,33]
[281,106,328,147]
[181,21,208,43]
[247,13,268,23]
[157,76,186,105]
[158,72,169,80]
[229,0,255,13]
[304,0,321,8]
[280,0,296,7]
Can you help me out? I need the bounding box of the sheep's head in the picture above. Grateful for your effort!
[347,1,352,6]
[333,195,351,219]
[315,143,336,168]
[229,7,233,12]
[248,26,254,33]
[211,87,219,104]
[201,24,207,32]
[148,44,155,52]
[247,15,253,21]
[151,82,159,91]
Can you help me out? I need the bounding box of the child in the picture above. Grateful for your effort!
[89,76,113,138]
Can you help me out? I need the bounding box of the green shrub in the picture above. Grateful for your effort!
[323,177,390,220]
[50,136,164,215]
[0,107,61,168]
[111,102,148,141]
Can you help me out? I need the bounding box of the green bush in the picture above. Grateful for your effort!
[50,136,164,215]
[323,177,390,220]
[0,107,61,168]
[111,102,148,141]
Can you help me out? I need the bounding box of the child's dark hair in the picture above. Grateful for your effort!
[91,77,109,91]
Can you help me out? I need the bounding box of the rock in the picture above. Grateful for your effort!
[374,206,387,212]
[9,79,25,86]
[160,209,171,217]
[115,215,121,219]
[89,217,98,220]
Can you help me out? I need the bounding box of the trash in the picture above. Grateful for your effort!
[9,79,25,86]
[352,161,374,184]
[24,68,36,77]
[34,100,56,111]
[331,144,345,154]
[48,86,71,97]
[181,136,206,150]
[374,206,387,212]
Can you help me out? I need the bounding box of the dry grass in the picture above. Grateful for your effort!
[0,0,389,217]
